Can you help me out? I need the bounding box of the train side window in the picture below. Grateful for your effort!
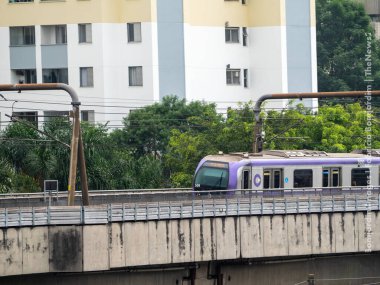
[332,168,340,187]
[242,170,250,189]
[263,170,271,189]
[323,169,329,187]
[294,169,313,188]
[351,168,370,186]
[322,168,341,187]
[263,169,283,189]
[273,170,281,188]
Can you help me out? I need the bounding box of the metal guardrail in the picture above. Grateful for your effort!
[0,192,379,228]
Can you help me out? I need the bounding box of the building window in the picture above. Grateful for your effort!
[81,110,95,123]
[242,27,248,46]
[242,0,246,4]
[43,69,68,84]
[294,169,313,188]
[43,111,70,122]
[129,66,143,86]
[80,67,94,87]
[243,69,248,88]
[225,27,239,43]
[11,69,37,84]
[12,112,38,126]
[78,24,92,43]
[41,25,67,45]
[10,26,35,46]
[127,23,141,42]
[351,168,370,186]
[226,68,240,85]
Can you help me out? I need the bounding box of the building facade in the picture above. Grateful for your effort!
[358,0,380,38]
[0,0,317,128]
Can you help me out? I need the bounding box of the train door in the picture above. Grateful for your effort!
[241,167,251,189]
[263,168,284,189]
[322,167,341,187]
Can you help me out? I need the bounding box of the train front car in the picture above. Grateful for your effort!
[193,160,229,193]
[192,150,380,196]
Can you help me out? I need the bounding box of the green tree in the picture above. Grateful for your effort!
[120,96,222,157]
[317,0,380,92]
[264,103,380,152]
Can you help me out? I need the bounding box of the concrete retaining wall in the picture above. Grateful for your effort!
[0,212,379,276]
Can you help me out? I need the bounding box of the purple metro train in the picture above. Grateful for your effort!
[193,150,380,192]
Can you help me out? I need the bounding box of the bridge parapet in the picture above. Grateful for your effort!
[1,210,379,276]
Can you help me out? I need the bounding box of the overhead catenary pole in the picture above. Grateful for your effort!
[78,131,89,206]
[0,83,89,206]
[253,90,380,153]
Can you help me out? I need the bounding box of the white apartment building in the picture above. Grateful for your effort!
[0,0,318,128]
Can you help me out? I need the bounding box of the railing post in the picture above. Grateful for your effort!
[18,208,21,227]
[285,197,288,214]
[122,203,125,222]
[158,202,160,220]
[226,197,228,216]
[5,209,7,228]
[32,208,35,227]
[80,206,83,224]
[108,204,112,223]
[332,195,335,212]
[249,195,252,215]
[47,207,51,225]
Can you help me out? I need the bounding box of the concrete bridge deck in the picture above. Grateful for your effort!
[1,211,379,277]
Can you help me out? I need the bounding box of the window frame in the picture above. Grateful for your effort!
[293,169,313,188]
[80,67,94,87]
[263,169,284,189]
[12,111,38,126]
[41,25,67,45]
[243,69,248,88]
[78,23,92,44]
[12,69,37,84]
[226,68,241,85]
[128,66,143,86]
[351,168,370,187]
[127,22,142,43]
[242,27,248,46]
[42,68,69,84]
[225,27,240,43]
[10,26,35,46]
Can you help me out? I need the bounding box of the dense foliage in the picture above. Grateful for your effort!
[317,0,380,92]
[0,98,378,192]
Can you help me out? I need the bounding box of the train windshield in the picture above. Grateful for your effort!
[194,161,229,191]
